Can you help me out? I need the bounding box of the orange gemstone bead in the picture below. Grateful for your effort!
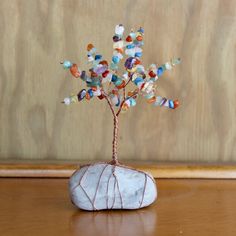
[122,103,129,111]
[116,80,126,89]
[134,59,141,65]
[85,92,90,100]
[136,35,143,41]
[99,60,108,66]
[126,35,132,42]
[115,48,123,54]
[147,96,156,104]
[112,89,119,95]
[87,43,94,51]
[174,100,179,109]
[70,64,80,78]
[91,87,97,91]
[90,71,98,77]
[127,91,133,96]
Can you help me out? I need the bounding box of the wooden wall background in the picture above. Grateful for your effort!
[0,0,236,163]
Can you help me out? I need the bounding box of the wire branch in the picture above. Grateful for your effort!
[116,77,132,116]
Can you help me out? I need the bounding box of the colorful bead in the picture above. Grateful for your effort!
[122,102,129,111]
[124,57,136,69]
[93,65,107,74]
[129,32,136,40]
[87,44,94,51]
[90,71,98,77]
[93,89,101,96]
[136,35,143,41]
[114,78,122,86]
[174,100,179,109]
[98,94,105,100]
[125,48,135,57]
[149,71,156,77]
[95,55,102,60]
[63,97,71,105]
[77,89,87,101]
[113,41,124,49]
[63,60,72,69]
[134,77,144,86]
[85,92,91,100]
[110,62,118,70]
[165,62,172,70]
[169,100,174,109]
[145,92,155,99]
[157,67,164,76]
[113,35,120,42]
[160,97,167,106]
[112,56,120,64]
[111,74,118,82]
[61,25,181,113]
[87,55,94,62]
[126,35,132,42]
[115,48,123,54]
[80,71,86,81]
[116,80,126,89]
[110,94,120,106]
[147,96,156,104]
[102,70,109,78]
[135,52,142,57]
[154,96,162,106]
[70,64,80,78]
[87,89,94,98]
[115,24,125,36]
[138,27,144,34]
[129,98,136,106]
[126,44,135,49]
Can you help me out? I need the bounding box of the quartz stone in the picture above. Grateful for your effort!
[69,163,157,211]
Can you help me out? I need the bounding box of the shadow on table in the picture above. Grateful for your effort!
[70,207,157,236]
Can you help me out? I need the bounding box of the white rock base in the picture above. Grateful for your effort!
[69,163,157,211]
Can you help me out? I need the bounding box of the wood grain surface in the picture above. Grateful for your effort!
[0,0,236,162]
[1,178,236,236]
[1,161,236,178]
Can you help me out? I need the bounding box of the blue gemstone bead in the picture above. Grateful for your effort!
[126,44,135,49]
[134,77,144,86]
[115,97,120,106]
[63,60,72,69]
[111,74,118,82]
[95,55,102,60]
[110,62,118,70]
[135,52,142,57]
[87,78,101,87]
[157,67,164,76]
[169,100,174,109]
[129,98,136,106]
[114,78,122,86]
[88,89,94,98]
[138,27,144,34]
[124,57,135,69]
[112,56,120,64]
[130,32,136,39]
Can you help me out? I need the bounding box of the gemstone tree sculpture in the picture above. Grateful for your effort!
[62,25,180,211]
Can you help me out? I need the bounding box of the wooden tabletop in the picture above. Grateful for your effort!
[1,178,236,236]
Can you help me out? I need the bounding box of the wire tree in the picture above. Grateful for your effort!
[61,24,180,165]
